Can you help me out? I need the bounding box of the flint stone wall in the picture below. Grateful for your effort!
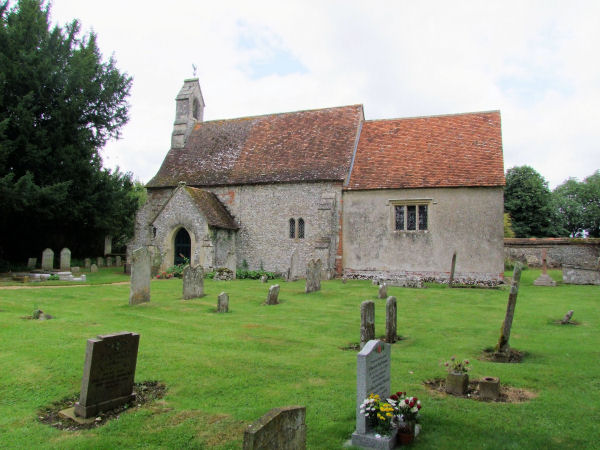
[504,238,600,269]
[243,406,306,450]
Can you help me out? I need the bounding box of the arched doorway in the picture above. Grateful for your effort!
[174,228,191,265]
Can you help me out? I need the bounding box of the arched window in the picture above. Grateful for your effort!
[289,218,296,238]
[298,218,305,239]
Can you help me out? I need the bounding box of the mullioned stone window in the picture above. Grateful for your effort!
[392,201,429,231]
[289,218,305,239]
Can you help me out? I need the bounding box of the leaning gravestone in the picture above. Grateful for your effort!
[495,263,522,355]
[41,248,54,270]
[385,296,397,343]
[27,257,37,269]
[183,265,205,300]
[449,252,457,287]
[84,258,91,269]
[266,285,280,305]
[378,283,388,299]
[351,340,394,448]
[360,300,375,349]
[129,247,151,305]
[90,263,98,273]
[287,249,299,281]
[305,258,322,293]
[60,248,71,271]
[217,292,229,313]
[60,332,140,421]
[243,406,306,450]
[260,275,268,283]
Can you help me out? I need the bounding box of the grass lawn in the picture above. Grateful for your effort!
[0,269,597,449]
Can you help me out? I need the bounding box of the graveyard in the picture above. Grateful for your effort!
[0,267,597,449]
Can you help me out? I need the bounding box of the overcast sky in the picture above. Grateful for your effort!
[48,0,600,189]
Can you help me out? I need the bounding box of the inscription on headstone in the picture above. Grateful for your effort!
[129,247,151,305]
[41,248,54,270]
[60,248,71,271]
[73,332,140,418]
[183,265,205,300]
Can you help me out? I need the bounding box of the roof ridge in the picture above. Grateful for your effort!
[364,109,500,123]
[202,104,364,124]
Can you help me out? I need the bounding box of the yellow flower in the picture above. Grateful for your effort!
[386,412,392,417]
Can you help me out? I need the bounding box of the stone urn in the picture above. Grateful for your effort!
[446,372,469,395]
[479,376,500,400]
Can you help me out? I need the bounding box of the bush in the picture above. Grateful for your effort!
[236,269,276,280]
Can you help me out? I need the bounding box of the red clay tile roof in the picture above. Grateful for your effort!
[345,111,505,190]
[185,187,238,230]
[147,105,364,187]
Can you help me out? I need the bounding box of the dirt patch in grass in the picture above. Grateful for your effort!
[551,320,580,326]
[38,381,167,431]
[481,347,525,363]
[424,378,536,403]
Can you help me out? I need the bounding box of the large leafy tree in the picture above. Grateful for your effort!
[504,166,558,237]
[0,0,136,263]
[552,178,586,237]
[580,171,600,237]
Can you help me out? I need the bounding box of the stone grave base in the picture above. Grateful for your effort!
[58,407,97,424]
[533,274,556,286]
[351,429,398,449]
[73,393,136,419]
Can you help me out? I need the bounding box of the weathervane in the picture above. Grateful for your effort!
[192,63,197,77]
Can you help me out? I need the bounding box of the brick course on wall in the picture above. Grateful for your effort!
[504,238,600,269]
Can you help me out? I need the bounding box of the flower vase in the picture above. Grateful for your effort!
[446,372,469,395]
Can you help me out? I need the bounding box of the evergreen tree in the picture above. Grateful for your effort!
[0,0,135,263]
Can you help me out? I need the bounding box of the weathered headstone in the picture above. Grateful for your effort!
[63,332,140,420]
[60,248,71,271]
[560,310,574,324]
[495,263,522,354]
[106,256,113,267]
[360,300,375,349]
[104,235,112,255]
[129,247,151,305]
[71,266,80,274]
[243,406,306,450]
[378,283,387,299]
[449,252,457,287]
[97,256,104,267]
[305,258,322,293]
[115,255,122,267]
[27,257,37,269]
[217,292,229,313]
[41,248,54,270]
[260,275,268,283]
[183,265,205,300]
[266,284,280,305]
[287,249,299,281]
[90,263,98,273]
[351,340,394,448]
[533,249,556,286]
[84,258,91,269]
[385,296,397,343]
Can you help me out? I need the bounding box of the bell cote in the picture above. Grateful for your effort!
[171,78,205,149]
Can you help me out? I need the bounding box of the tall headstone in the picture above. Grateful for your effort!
[115,255,122,267]
[183,265,205,300]
[27,257,37,269]
[351,340,394,448]
[378,283,388,299]
[84,258,91,269]
[97,256,104,267]
[41,248,54,270]
[360,300,375,349]
[104,235,112,255]
[90,263,98,273]
[449,252,457,287]
[305,258,322,293]
[385,296,397,343]
[266,285,280,305]
[495,263,522,354]
[60,248,71,271]
[106,256,113,267]
[129,247,151,305]
[287,249,299,281]
[534,249,556,286]
[217,292,229,313]
[70,332,140,419]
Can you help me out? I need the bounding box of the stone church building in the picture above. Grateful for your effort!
[129,78,505,283]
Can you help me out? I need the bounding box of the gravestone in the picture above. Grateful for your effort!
[97,257,104,267]
[560,310,574,324]
[60,248,71,271]
[84,258,91,269]
[287,249,299,281]
[243,406,306,450]
[305,258,322,293]
[183,265,205,300]
[129,247,151,305]
[71,266,80,274]
[385,296,397,343]
[104,235,112,255]
[360,300,375,349]
[495,263,522,354]
[260,275,268,283]
[534,249,556,286]
[27,257,37,269]
[41,248,54,270]
[63,332,140,420]
[449,252,457,287]
[266,284,280,305]
[106,256,113,267]
[351,340,394,448]
[378,283,387,299]
[217,292,229,313]
[115,256,122,267]
[90,263,98,273]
